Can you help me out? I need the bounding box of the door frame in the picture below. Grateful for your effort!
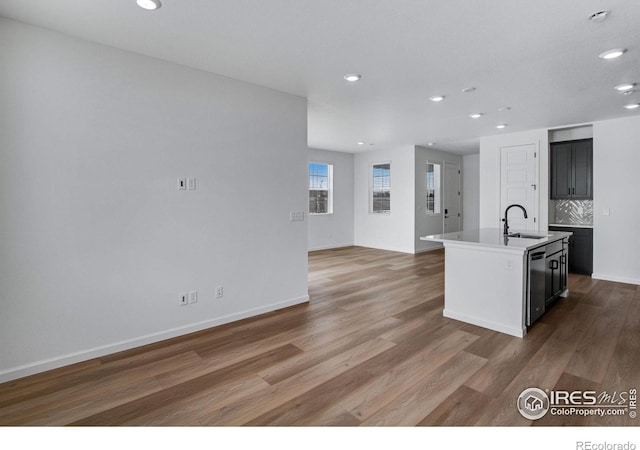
[443,162,462,233]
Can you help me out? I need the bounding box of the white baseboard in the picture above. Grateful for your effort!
[0,294,310,384]
[443,309,526,338]
[352,242,415,254]
[591,273,640,286]
[415,245,444,254]
[308,243,353,252]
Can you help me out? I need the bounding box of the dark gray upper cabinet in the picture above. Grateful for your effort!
[550,139,592,199]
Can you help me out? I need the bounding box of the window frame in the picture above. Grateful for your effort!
[308,161,334,215]
[369,161,391,215]
[426,161,442,215]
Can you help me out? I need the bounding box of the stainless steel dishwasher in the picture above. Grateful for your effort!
[527,249,546,326]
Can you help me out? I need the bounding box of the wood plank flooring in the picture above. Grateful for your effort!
[0,246,638,426]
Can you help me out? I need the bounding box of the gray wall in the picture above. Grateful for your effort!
[308,148,354,251]
[463,154,480,231]
[354,145,416,254]
[0,19,309,382]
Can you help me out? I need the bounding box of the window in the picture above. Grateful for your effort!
[309,162,333,214]
[370,163,391,214]
[426,162,441,214]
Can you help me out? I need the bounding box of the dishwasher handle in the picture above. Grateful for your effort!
[530,251,546,260]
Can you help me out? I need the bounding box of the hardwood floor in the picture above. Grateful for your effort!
[1,246,638,426]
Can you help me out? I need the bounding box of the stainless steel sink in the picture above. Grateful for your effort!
[508,233,548,239]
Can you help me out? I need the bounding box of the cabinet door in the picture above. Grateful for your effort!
[572,140,593,199]
[569,229,593,275]
[550,143,572,199]
[560,241,568,291]
[545,252,562,303]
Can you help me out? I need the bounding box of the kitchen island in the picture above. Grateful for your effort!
[421,228,572,337]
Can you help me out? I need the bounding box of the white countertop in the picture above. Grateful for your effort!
[421,228,573,251]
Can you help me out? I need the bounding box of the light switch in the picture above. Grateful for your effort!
[187,178,196,190]
[290,211,305,222]
[177,177,187,190]
[603,208,610,216]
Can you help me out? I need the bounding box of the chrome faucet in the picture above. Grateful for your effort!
[503,204,528,236]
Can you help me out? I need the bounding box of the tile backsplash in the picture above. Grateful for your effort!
[549,199,593,226]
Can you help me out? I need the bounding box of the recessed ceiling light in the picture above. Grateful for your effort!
[136,0,161,10]
[588,10,609,22]
[623,103,640,110]
[615,83,636,92]
[623,90,637,96]
[462,87,476,93]
[497,106,511,112]
[344,73,361,82]
[469,113,483,119]
[429,95,445,102]
[599,48,627,60]
[357,141,365,145]
[427,142,435,146]
[496,124,507,129]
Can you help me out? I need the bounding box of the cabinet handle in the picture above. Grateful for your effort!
[550,260,559,270]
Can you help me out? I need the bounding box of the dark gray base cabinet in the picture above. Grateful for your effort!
[549,226,593,275]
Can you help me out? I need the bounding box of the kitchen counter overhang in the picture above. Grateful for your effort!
[422,228,573,253]
[421,228,572,337]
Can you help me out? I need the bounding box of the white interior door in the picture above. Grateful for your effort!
[443,162,461,233]
[500,144,538,233]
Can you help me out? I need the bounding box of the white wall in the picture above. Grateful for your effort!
[308,148,354,251]
[0,19,309,382]
[463,154,480,231]
[479,129,549,230]
[549,124,593,143]
[354,145,415,253]
[592,116,640,285]
[414,146,463,252]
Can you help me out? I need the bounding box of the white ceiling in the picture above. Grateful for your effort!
[1,0,639,154]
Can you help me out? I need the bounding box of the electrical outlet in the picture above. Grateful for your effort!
[187,178,196,190]
[179,292,188,306]
[215,286,224,298]
[188,290,198,304]
[177,177,187,190]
